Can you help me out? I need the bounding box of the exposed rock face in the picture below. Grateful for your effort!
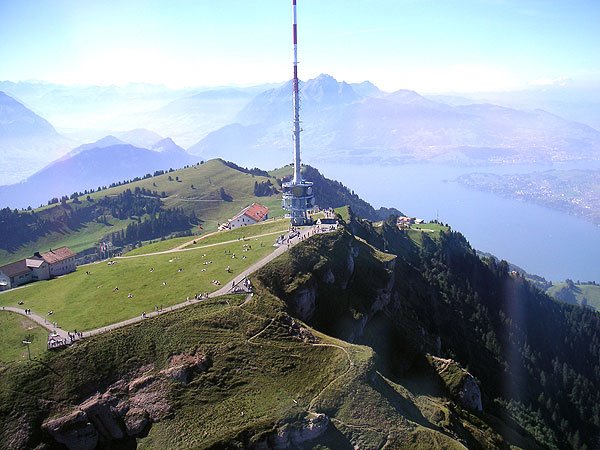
[338,243,358,289]
[80,393,124,441]
[43,410,98,450]
[252,413,330,449]
[288,281,317,322]
[459,373,483,412]
[42,352,210,449]
[160,351,211,383]
[430,356,483,412]
[123,408,150,437]
[321,268,335,284]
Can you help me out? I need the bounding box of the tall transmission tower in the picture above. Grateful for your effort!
[282,0,315,226]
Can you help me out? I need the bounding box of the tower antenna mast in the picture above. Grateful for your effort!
[292,0,301,184]
[282,0,315,226]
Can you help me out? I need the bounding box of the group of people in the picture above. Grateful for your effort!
[23,308,32,315]
[48,337,68,349]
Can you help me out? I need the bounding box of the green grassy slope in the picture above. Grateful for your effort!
[0,218,558,449]
[547,282,600,311]
[0,281,518,450]
[125,216,290,256]
[0,312,48,364]
[0,159,285,266]
[0,294,349,449]
[0,230,280,331]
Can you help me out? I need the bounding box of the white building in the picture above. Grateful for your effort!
[220,203,270,230]
[0,258,50,291]
[36,247,77,277]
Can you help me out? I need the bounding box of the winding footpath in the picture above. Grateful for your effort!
[1,225,323,343]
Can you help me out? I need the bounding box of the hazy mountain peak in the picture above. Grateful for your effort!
[302,74,360,104]
[0,90,58,138]
[152,137,187,154]
[114,128,164,148]
[93,135,127,148]
[350,80,382,97]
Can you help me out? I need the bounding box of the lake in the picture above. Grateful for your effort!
[314,160,600,282]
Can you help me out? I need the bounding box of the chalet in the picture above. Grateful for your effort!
[0,258,49,291]
[37,247,77,277]
[219,203,269,230]
[0,246,76,291]
[397,216,414,229]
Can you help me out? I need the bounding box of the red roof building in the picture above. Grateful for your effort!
[222,203,270,230]
[38,247,77,277]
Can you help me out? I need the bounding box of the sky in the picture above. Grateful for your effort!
[1,0,599,93]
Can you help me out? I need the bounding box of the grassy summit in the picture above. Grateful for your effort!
[0,159,284,265]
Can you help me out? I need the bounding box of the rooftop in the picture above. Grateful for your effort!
[233,203,269,223]
[40,247,76,265]
[0,259,30,278]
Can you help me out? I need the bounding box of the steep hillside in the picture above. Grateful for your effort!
[4,214,595,448]
[255,216,600,449]
[547,281,600,311]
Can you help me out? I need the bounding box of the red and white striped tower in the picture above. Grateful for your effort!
[292,0,302,184]
[282,0,314,226]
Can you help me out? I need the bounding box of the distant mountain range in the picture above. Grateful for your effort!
[0,91,73,184]
[0,137,196,209]
[187,74,600,168]
[2,76,600,197]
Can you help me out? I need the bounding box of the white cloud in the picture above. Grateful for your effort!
[529,76,571,87]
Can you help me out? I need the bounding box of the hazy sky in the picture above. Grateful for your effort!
[1,0,598,93]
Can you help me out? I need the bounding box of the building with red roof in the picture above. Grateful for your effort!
[37,247,77,277]
[220,203,270,230]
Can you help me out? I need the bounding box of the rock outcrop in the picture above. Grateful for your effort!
[288,279,317,322]
[42,352,210,449]
[251,413,330,449]
[430,356,483,412]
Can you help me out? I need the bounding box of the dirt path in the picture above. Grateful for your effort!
[308,343,354,412]
[119,229,287,259]
[0,225,330,351]
[0,306,70,339]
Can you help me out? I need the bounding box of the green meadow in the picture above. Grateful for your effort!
[0,312,48,364]
[0,233,281,331]
[126,217,290,256]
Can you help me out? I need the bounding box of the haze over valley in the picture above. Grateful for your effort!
[2,1,600,449]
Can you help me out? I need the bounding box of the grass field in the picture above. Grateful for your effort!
[0,311,48,364]
[547,282,600,311]
[126,217,291,256]
[0,217,133,266]
[0,233,281,331]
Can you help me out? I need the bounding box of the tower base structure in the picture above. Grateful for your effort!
[282,179,315,226]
